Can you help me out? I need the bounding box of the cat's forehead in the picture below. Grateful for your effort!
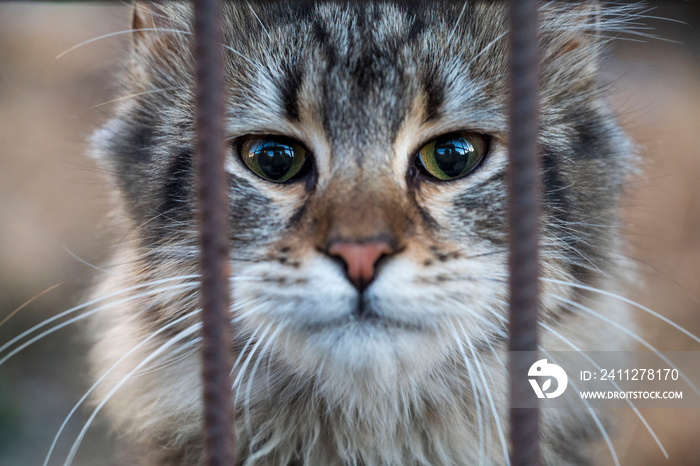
[137,1,599,161]
[223,2,509,151]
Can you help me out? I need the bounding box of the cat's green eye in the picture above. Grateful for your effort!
[241,136,307,183]
[417,132,487,181]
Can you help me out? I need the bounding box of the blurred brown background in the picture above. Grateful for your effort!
[0,2,699,465]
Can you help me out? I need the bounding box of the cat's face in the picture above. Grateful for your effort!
[96,1,630,390]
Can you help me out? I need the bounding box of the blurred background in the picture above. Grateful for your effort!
[0,1,699,465]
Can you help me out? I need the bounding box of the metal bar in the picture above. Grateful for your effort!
[507,0,541,465]
[194,0,236,464]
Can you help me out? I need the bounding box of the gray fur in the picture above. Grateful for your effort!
[88,1,639,464]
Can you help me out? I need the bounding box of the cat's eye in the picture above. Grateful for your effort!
[240,136,308,183]
[416,132,487,181]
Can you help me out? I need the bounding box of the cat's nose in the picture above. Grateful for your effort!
[327,241,394,292]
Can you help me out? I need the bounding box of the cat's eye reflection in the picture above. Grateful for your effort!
[417,132,487,181]
[240,136,307,183]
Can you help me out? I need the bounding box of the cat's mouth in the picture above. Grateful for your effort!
[297,297,427,333]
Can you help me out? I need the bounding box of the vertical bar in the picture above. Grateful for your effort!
[507,0,541,465]
[194,0,236,464]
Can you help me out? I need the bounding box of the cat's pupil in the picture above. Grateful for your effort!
[253,140,295,180]
[434,137,474,178]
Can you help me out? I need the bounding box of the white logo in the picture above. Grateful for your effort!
[528,359,568,399]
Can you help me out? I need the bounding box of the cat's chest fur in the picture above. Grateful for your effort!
[88,2,636,464]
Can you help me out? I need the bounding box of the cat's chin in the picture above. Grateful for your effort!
[278,316,448,386]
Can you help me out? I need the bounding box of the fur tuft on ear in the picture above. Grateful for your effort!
[548,1,601,59]
[132,2,171,44]
[127,1,193,85]
[130,1,191,56]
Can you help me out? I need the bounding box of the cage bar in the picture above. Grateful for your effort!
[507,0,542,464]
[194,0,236,464]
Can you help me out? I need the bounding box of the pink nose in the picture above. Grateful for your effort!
[328,242,393,291]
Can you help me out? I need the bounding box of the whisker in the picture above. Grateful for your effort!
[44,308,201,466]
[62,245,114,275]
[0,282,198,366]
[0,282,63,329]
[547,292,700,399]
[448,323,485,464]
[232,300,275,324]
[540,321,666,460]
[223,44,256,67]
[90,87,182,109]
[246,1,272,42]
[243,322,284,437]
[0,275,199,357]
[231,321,265,375]
[446,1,468,45]
[467,344,491,465]
[56,28,194,59]
[233,323,274,394]
[541,278,700,345]
[465,31,509,71]
[452,298,621,463]
[540,348,621,466]
[133,341,199,377]
[63,322,202,466]
[458,321,509,465]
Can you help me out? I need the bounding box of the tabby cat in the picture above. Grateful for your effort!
[85,1,637,464]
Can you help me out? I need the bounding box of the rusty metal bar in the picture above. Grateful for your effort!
[507,0,541,464]
[194,0,236,464]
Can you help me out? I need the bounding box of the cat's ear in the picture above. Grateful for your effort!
[553,1,601,56]
[133,2,168,43]
[544,0,602,76]
[130,2,188,56]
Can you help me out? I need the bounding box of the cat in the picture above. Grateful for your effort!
[81,1,640,464]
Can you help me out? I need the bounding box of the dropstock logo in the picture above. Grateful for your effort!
[528,359,568,399]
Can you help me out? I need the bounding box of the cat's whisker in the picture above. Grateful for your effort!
[44,308,201,466]
[547,292,700,399]
[244,322,284,438]
[233,323,274,396]
[444,304,510,464]
[483,298,626,464]
[458,321,508,466]
[475,352,494,465]
[223,44,256,67]
[0,274,198,353]
[445,1,468,46]
[62,245,116,275]
[246,1,272,42]
[56,28,194,59]
[0,281,198,366]
[539,321,665,460]
[63,321,202,466]
[133,340,199,378]
[441,295,509,341]
[462,249,508,260]
[541,277,700,345]
[90,87,183,109]
[0,282,63,330]
[230,276,278,282]
[232,300,273,324]
[539,348,621,466]
[232,321,266,375]
[450,296,626,465]
[448,323,485,464]
[464,31,509,71]
[539,233,610,278]
[479,341,511,465]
